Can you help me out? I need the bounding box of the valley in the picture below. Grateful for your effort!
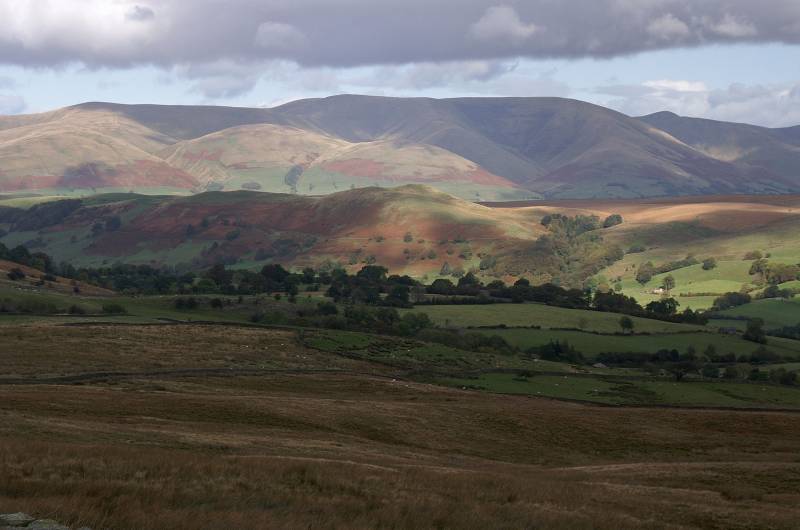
[4,2,800,529]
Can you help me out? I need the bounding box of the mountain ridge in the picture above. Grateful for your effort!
[0,96,798,200]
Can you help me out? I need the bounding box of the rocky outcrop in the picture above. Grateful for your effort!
[0,513,87,530]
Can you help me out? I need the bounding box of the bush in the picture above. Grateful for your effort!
[102,303,128,315]
[723,366,740,379]
[745,345,781,364]
[627,244,646,254]
[174,297,198,310]
[743,250,763,260]
[6,267,25,281]
[743,319,767,345]
[317,301,339,315]
[702,258,717,270]
[532,340,584,363]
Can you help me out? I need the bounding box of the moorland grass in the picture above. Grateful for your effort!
[440,372,800,408]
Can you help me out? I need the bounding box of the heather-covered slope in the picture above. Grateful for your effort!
[0,186,549,278]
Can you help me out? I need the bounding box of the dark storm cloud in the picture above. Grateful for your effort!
[125,5,156,22]
[0,0,799,69]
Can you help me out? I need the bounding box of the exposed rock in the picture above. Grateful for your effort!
[28,521,70,530]
[0,513,36,527]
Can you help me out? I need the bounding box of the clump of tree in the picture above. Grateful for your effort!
[712,292,751,311]
[529,340,584,363]
[540,213,601,236]
[748,259,800,285]
[702,257,717,270]
[603,214,623,228]
[0,242,56,274]
[326,265,419,308]
[759,285,795,300]
[636,256,698,285]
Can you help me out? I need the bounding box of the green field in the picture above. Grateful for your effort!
[440,372,800,408]
[607,260,754,310]
[407,303,703,333]
[489,328,800,359]
[716,297,800,329]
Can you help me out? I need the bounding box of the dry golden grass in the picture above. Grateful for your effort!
[0,324,375,378]
[2,324,800,528]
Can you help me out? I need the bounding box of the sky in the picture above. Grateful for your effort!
[0,0,799,127]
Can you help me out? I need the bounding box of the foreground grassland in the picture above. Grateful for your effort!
[2,323,800,529]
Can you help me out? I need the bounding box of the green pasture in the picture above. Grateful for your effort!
[488,328,800,359]
[406,303,703,333]
[715,297,800,329]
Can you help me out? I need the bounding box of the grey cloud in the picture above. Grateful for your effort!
[0,1,798,69]
[254,22,308,51]
[361,60,519,90]
[177,60,265,99]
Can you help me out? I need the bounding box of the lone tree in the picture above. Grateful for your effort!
[619,316,634,335]
[663,275,676,293]
[743,318,767,344]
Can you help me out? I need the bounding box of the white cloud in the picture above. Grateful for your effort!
[471,6,539,44]
[597,79,800,127]
[642,79,708,93]
[647,14,690,40]
[0,0,162,66]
